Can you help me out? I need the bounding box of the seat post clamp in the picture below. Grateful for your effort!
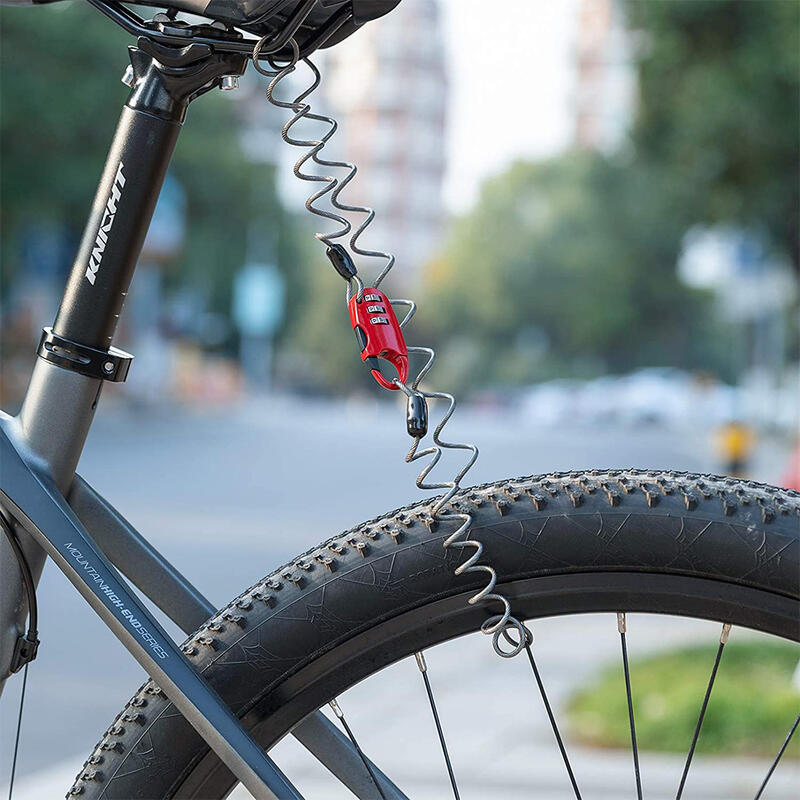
[37,327,134,383]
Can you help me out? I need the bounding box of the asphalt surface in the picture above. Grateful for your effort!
[1,395,795,798]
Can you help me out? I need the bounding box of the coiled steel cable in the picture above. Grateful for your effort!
[253,41,526,657]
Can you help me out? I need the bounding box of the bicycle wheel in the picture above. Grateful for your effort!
[70,470,799,799]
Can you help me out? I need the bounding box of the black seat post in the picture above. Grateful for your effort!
[15,38,248,494]
[52,39,247,352]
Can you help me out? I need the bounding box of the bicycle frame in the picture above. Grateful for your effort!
[0,31,405,800]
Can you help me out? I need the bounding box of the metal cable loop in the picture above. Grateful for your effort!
[346,274,364,303]
[496,620,534,657]
[252,35,298,76]
[255,53,526,658]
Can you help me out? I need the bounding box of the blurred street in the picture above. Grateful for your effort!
[1,396,794,798]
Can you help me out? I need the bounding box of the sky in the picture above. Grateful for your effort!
[440,0,581,212]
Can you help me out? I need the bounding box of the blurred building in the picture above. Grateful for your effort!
[323,0,448,288]
[232,0,448,289]
[573,0,636,152]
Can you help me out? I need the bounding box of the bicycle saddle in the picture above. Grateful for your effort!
[2,0,401,50]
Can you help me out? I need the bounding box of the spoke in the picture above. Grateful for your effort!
[329,699,387,800]
[675,623,731,800]
[520,632,583,799]
[7,662,29,800]
[618,613,643,800]
[415,652,461,800]
[753,711,800,800]
[293,713,409,800]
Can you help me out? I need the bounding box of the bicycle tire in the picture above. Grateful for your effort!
[69,469,800,799]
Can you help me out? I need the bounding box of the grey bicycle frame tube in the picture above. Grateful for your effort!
[0,368,406,800]
[0,415,301,800]
[0,382,405,800]
[65,476,408,799]
[67,474,216,633]
[1,438,408,800]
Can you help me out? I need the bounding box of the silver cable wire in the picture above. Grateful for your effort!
[253,42,526,657]
[396,352,526,657]
[296,61,396,295]
[255,42,351,246]
[254,43,381,301]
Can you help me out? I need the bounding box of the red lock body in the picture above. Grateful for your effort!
[349,287,408,390]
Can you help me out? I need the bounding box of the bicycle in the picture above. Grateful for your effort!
[0,2,798,799]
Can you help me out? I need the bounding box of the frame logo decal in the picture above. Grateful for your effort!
[63,541,169,659]
[85,161,126,285]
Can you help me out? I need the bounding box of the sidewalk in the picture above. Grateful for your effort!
[15,746,799,800]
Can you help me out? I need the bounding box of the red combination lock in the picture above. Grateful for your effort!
[349,287,408,390]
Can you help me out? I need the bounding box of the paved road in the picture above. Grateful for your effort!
[1,395,795,797]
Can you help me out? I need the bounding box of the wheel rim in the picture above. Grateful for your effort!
[175,570,799,798]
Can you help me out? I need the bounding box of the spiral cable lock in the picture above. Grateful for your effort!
[253,40,526,657]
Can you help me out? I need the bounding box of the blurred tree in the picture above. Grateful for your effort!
[278,256,367,394]
[424,153,731,391]
[420,0,798,392]
[627,0,800,272]
[0,3,305,335]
